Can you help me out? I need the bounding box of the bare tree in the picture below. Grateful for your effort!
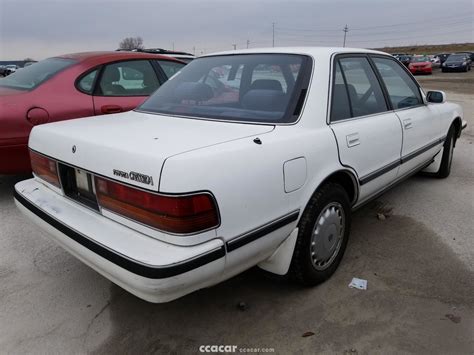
[23,57,35,62]
[118,37,144,50]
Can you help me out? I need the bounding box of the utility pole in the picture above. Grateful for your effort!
[193,46,196,55]
[272,22,275,47]
[172,42,175,51]
[246,39,250,49]
[343,24,349,47]
[232,44,237,50]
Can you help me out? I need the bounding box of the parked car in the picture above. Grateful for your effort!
[14,47,466,303]
[23,61,37,67]
[454,51,474,62]
[118,48,196,63]
[0,65,8,77]
[397,55,412,67]
[408,55,432,74]
[0,51,185,174]
[391,53,407,58]
[442,54,472,72]
[5,64,18,74]
[435,53,451,64]
[429,55,441,69]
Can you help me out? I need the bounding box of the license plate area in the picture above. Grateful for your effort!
[58,164,99,211]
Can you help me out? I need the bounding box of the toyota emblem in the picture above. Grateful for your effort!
[72,145,76,153]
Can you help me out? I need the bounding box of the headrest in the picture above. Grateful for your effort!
[250,79,283,92]
[175,82,213,101]
[242,89,287,112]
[102,67,121,83]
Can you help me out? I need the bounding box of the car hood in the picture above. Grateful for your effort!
[29,110,274,191]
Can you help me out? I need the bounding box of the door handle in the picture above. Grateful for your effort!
[101,105,123,114]
[403,118,413,130]
[346,133,360,148]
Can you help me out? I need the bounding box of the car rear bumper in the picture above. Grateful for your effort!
[14,178,226,303]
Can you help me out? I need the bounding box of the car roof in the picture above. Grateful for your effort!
[54,51,183,64]
[202,46,388,58]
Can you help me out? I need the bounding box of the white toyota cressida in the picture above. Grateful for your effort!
[15,47,466,302]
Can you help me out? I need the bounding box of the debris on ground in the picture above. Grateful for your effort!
[302,331,315,337]
[445,314,461,323]
[237,301,248,311]
[377,213,386,220]
[349,277,368,290]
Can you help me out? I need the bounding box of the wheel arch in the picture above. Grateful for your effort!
[311,169,359,207]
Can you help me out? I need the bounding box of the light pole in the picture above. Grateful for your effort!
[343,25,349,47]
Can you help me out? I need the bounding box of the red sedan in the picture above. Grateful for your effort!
[408,56,432,75]
[0,52,185,174]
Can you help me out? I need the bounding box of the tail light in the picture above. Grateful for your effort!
[30,151,60,188]
[94,176,219,234]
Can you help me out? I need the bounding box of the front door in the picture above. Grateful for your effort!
[370,56,442,177]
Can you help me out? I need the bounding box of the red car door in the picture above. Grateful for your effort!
[92,59,161,115]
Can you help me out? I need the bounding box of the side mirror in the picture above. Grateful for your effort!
[426,90,446,104]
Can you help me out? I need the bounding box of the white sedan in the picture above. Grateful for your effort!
[14,47,467,302]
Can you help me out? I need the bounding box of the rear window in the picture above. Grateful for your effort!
[138,54,311,124]
[0,57,76,90]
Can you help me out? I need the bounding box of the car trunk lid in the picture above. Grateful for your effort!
[29,111,274,191]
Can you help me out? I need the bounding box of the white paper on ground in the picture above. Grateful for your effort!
[349,277,368,290]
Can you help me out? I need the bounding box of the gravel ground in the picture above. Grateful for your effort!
[0,69,473,354]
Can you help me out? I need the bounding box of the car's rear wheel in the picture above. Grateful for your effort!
[290,183,351,286]
[434,126,455,179]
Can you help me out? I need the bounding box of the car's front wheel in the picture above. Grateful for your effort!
[290,183,351,286]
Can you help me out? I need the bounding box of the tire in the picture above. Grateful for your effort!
[434,126,455,179]
[289,183,351,286]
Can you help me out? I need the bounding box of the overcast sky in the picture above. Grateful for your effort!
[0,0,472,60]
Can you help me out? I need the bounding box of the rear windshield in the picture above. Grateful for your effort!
[138,54,310,124]
[0,57,76,90]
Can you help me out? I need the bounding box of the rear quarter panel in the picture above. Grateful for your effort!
[159,125,343,247]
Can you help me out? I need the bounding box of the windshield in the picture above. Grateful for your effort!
[0,57,76,90]
[411,56,430,63]
[138,54,310,124]
[446,55,466,62]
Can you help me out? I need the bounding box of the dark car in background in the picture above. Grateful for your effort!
[0,51,185,174]
[455,51,474,62]
[442,54,472,72]
[435,53,451,64]
[397,55,412,67]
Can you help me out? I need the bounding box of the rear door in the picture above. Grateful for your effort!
[371,56,442,177]
[329,55,403,203]
[92,59,162,115]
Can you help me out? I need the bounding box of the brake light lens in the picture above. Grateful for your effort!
[30,151,60,188]
[94,177,219,234]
